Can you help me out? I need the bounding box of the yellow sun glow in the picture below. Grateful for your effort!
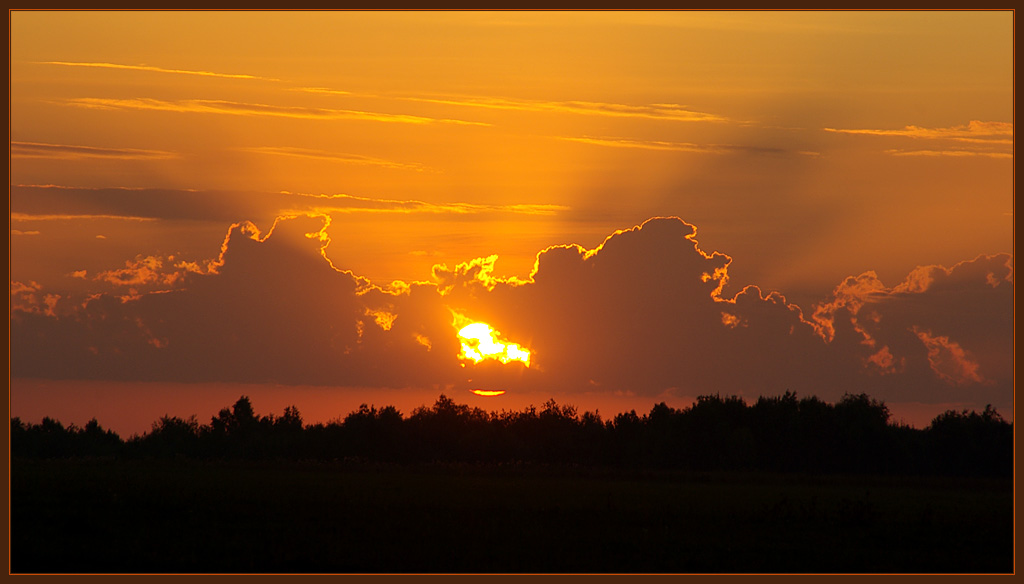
[456,321,531,367]
[470,389,506,396]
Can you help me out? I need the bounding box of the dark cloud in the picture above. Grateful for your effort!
[810,254,1013,405]
[10,215,1013,417]
[436,218,829,398]
[11,215,461,388]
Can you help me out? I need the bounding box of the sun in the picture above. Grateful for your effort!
[470,389,506,396]
[454,319,531,367]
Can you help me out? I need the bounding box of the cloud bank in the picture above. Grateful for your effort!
[10,214,1013,416]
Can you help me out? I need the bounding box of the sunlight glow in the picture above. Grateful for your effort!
[456,321,531,367]
[470,389,506,396]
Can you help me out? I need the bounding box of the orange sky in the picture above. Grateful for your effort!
[10,10,1014,433]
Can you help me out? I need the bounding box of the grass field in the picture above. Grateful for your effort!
[10,458,1014,573]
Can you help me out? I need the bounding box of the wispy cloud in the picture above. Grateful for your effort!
[559,136,717,152]
[824,120,1012,141]
[825,120,1012,159]
[291,192,568,216]
[241,146,430,172]
[295,87,727,123]
[11,184,567,223]
[61,97,491,126]
[559,136,784,155]
[296,87,354,96]
[11,141,178,160]
[884,149,1012,159]
[398,95,728,122]
[11,212,158,222]
[39,63,723,123]
[36,60,278,81]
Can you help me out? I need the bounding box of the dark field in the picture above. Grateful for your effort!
[11,458,1013,574]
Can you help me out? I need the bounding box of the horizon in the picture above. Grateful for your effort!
[10,377,999,438]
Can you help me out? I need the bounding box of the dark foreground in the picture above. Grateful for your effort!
[11,458,1013,574]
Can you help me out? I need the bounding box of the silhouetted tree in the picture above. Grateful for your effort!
[927,405,1012,477]
[135,415,202,459]
[833,393,891,473]
[751,391,801,471]
[205,396,262,458]
[407,394,494,462]
[79,418,122,458]
[644,402,684,468]
[607,409,644,466]
[11,391,1013,478]
[339,404,406,461]
[680,394,751,470]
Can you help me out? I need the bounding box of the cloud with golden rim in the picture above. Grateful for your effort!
[8,215,1013,416]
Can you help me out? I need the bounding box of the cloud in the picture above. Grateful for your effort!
[36,60,280,81]
[825,120,1013,158]
[240,146,430,172]
[294,87,728,123]
[10,215,1013,418]
[912,327,984,386]
[423,219,1011,407]
[44,63,725,125]
[811,253,1013,397]
[432,254,520,295]
[10,185,568,224]
[11,141,178,160]
[93,255,185,288]
[11,212,158,222]
[824,120,1012,141]
[62,97,491,126]
[11,281,51,315]
[393,94,728,123]
[10,214,470,387]
[882,149,1012,159]
[431,218,829,396]
[296,87,354,96]
[558,136,723,153]
[11,229,41,236]
[296,193,569,217]
[558,136,785,155]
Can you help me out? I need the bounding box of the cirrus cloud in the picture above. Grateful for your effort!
[11,141,179,160]
[61,97,491,127]
[824,120,1013,159]
[36,60,279,81]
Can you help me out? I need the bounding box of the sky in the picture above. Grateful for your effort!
[9,10,1014,435]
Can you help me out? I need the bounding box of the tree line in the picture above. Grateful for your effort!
[10,392,1012,477]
